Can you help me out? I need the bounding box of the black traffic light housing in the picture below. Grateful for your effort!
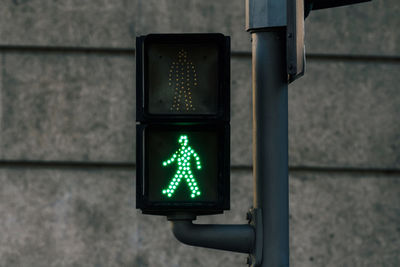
[304,0,371,18]
[136,33,231,216]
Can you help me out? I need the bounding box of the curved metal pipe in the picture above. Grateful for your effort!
[170,220,255,254]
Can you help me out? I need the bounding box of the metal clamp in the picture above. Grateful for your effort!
[247,208,263,267]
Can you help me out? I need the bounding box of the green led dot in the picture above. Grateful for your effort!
[173,186,176,189]
[196,157,200,160]
[196,192,200,195]
[173,178,176,181]
[191,194,195,198]
[168,193,172,197]
[178,162,182,166]
[188,170,192,174]
[190,186,194,190]
[198,166,201,169]
[177,170,181,174]
[195,187,198,190]
[193,183,197,186]
[167,189,170,193]
[163,162,167,166]
[189,183,192,186]
[162,190,166,194]
[179,166,182,170]
[185,175,188,178]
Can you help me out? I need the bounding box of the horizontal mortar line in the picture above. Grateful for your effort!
[0,160,136,170]
[0,45,398,63]
[232,165,400,175]
[0,160,398,176]
[0,44,136,55]
[289,165,400,176]
[231,51,252,57]
[0,45,246,57]
[232,51,400,63]
[306,53,400,63]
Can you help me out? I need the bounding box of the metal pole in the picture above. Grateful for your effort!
[252,29,289,267]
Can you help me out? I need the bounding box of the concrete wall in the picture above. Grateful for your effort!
[0,0,399,266]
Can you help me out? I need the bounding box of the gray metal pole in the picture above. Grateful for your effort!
[252,29,289,267]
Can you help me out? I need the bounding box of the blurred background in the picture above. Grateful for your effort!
[0,0,399,266]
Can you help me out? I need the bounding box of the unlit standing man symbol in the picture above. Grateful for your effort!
[169,49,198,112]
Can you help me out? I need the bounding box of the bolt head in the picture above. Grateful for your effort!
[246,256,253,265]
[246,212,252,222]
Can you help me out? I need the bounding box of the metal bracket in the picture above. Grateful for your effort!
[167,213,197,221]
[287,0,305,83]
[247,208,263,266]
[246,0,287,31]
[169,213,255,254]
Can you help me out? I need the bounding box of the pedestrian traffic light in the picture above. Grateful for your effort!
[136,34,230,216]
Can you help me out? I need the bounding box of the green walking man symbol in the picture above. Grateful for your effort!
[162,135,202,198]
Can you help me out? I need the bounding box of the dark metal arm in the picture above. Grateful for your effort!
[170,220,255,254]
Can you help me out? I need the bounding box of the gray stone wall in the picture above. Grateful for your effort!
[0,0,398,266]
